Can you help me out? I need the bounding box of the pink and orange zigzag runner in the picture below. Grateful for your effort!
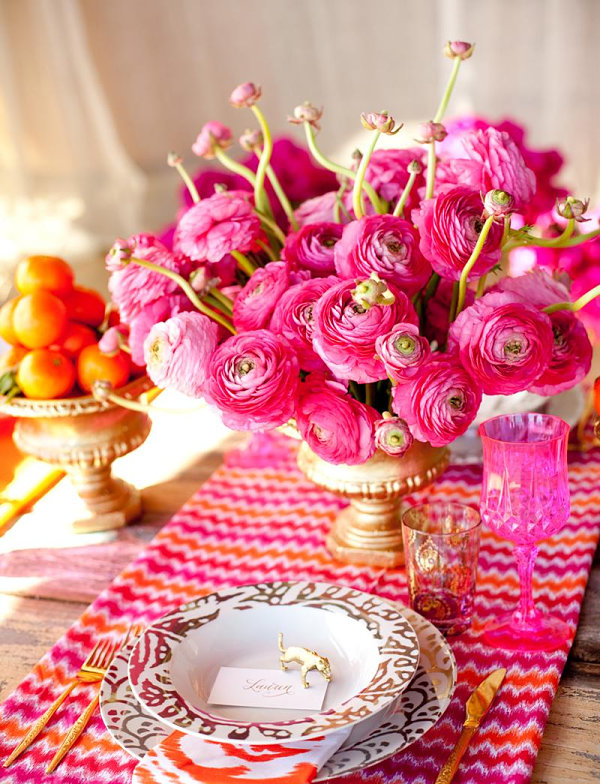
[0,441,599,784]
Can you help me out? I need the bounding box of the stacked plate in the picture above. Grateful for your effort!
[100,581,457,780]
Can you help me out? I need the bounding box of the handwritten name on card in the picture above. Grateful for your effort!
[208,667,328,711]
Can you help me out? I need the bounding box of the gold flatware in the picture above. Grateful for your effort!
[46,624,144,773]
[434,667,507,784]
[3,625,140,769]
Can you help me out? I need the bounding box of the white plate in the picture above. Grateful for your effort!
[100,606,456,780]
[127,582,420,745]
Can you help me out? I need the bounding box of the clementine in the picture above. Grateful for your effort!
[17,349,76,399]
[13,291,68,349]
[15,255,74,297]
[62,286,106,328]
[77,344,130,393]
[0,297,21,345]
[54,322,97,358]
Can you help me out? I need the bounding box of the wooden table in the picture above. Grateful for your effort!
[0,401,598,783]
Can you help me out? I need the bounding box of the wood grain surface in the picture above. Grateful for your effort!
[0,401,598,783]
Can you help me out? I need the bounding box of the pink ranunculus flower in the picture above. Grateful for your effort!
[296,374,378,465]
[128,294,192,366]
[374,416,413,457]
[270,276,339,371]
[436,128,536,211]
[143,311,219,397]
[448,289,554,395]
[334,215,431,295]
[363,148,426,210]
[108,233,191,325]
[191,121,233,159]
[392,355,482,447]
[294,191,339,227]
[375,323,431,381]
[412,185,503,280]
[173,191,264,263]
[423,278,474,347]
[232,261,289,331]
[493,269,592,395]
[283,222,343,277]
[204,330,299,431]
[312,278,418,383]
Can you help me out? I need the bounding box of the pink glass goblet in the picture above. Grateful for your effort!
[479,413,571,651]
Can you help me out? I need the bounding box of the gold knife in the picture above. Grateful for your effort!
[434,667,507,784]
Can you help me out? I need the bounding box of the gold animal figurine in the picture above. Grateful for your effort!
[278,633,332,689]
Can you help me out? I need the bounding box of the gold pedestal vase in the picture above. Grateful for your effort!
[297,440,450,568]
[0,377,153,533]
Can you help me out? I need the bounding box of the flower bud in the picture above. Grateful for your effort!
[556,196,590,222]
[190,267,220,296]
[360,111,402,135]
[105,238,132,272]
[192,121,233,159]
[351,272,395,310]
[407,159,423,174]
[229,82,262,108]
[239,128,264,151]
[416,121,448,143]
[167,151,183,167]
[98,325,128,356]
[287,102,323,131]
[444,41,475,60]
[374,415,413,458]
[483,189,514,218]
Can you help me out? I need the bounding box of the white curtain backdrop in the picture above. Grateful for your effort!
[1,0,599,286]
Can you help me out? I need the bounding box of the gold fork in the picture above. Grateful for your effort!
[4,625,140,769]
[46,624,144,773]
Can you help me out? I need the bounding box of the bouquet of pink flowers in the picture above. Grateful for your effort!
[104,42,600,465]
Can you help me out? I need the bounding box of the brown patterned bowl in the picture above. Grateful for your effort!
[0,376,154,532]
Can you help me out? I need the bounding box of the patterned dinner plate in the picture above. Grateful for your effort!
[127,582,420,745]
[100,605,456,781]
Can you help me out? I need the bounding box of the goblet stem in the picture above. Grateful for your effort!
[513,543,540,626]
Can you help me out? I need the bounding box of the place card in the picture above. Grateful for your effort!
[208,667,328,711]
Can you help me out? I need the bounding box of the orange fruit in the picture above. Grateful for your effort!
[77,344,130,393]
[62,286,106,328]
[54,322,97,358]
[17,349,75,399]
[12,291,68,349]
[15,255,74,297]
[0,345,27,372]
[0,297,21,345]
[594,377,600,415]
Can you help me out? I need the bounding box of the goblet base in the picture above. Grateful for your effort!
[482,612,572,651]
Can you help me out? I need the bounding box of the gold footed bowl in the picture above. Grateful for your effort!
[0,376,153,533]
[297,439,450,568]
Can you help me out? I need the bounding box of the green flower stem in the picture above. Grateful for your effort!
[425,56,464,201]
[501,215,511,246]
[257,238,278,261]
[251,105,273,216]
[231,250,257,277]
[422,272,441,307]
[208,287,234,313]
[425,143,437,200]
[174,162,200,204]
[256,211,286,245]
[476,274,488,298]
[455,215,496,317]
[348,381,361,402]
[303,123,383,213]
[543,283,600,314]
[129,257,235,334]
[434,57,462,123]
[204,294,233,317]
[352,131,381,219]
[448,281,460,324]
[214,149,257,186]
[365,383,374,407]
[392,169,418,217]
[507,220,600,250]
[264,162,298,230]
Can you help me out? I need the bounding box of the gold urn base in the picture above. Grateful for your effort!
[298,440,450,568]
[1,377,153,533]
